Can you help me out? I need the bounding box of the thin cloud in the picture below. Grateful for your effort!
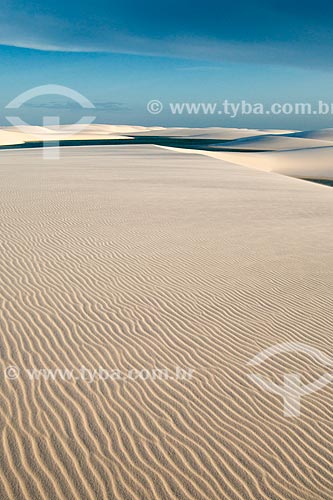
[0,3,333,68]
[178,66,226,71]
[23,101,129,111]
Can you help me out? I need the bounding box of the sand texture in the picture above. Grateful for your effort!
[0,146,333,499]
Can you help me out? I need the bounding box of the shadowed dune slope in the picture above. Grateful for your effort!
[212,134,333,151]
[285,128,333,141]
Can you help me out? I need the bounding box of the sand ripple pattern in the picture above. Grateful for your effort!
[0,146,333,500]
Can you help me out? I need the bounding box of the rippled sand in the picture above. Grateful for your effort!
[0,146,333,499]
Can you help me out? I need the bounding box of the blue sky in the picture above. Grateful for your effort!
[1,0,333,128]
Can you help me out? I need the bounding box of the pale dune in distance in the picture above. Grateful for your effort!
[0,130,27,146]
[0,124,150,145]
[285,128,333,141]
[0,125,297,146]
[0,145,333,499]
[130,126,296,140]
[185,146,333,180]
[213,134,333,150]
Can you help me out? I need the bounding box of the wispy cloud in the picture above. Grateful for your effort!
[1,1,333,68]
[23,101,129,111]
[178,66,226,71]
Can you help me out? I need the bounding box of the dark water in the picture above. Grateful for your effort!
[0,136,268,153]
[0,136,226,151]
[301,179,333,187]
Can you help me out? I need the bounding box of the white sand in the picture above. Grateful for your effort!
[214,134,333,151]
[285,128,333,141]
[0,124,158,146]
[130,126,295,140]
[0,145,333,499]
[183,146,333,180]
[0,130,26,146]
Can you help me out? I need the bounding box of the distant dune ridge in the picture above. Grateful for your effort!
[0,124,152,143]
[127,126,295,140]
[1,125,333,180]
[0,145,333,499]
[0,124,293,144]
[211,134,333,151]
[285,128,333,141]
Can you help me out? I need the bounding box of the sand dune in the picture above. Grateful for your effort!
[4,125,333,150]
[0,124,158,146]
[213,134,333,151]
[0,145,333,499]
[176,146,333,180]
[0,130,27,146]
[130,126,296,140]
[0,125,297,146]
[285,128,333,141]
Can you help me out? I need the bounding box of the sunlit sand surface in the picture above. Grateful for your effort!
[0,146,333,499]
